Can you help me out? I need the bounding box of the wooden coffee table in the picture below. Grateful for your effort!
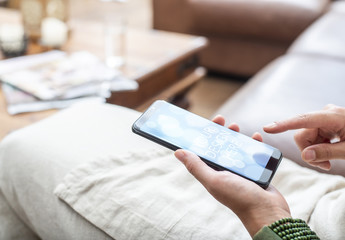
[66,20,207,110]
[0,8,207,141]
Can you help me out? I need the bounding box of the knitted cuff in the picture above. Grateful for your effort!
[268,218,320,240]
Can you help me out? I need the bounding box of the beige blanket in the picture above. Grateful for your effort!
[54,149,345,240]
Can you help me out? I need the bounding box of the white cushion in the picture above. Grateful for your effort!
[1,102,345,239]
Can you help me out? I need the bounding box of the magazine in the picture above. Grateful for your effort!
[0,50,138,100]
[0,50,138,114]
[2,83,105,115]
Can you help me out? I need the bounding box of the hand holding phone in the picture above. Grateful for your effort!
[174,148,291,237]
[132,100,282,189]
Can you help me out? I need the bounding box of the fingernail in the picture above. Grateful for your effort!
[264,122,277,129]
[174,150,186,160]
[304,150,316,161]
[318,165,331,171]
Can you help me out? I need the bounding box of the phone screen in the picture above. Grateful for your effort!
[133,100,282,188]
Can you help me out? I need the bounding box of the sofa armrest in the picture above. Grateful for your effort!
[288,3,345,59]
[152,0,194,34]
[215,54,345,177]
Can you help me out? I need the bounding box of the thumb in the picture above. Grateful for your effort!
[302,142,345,167]
[174,149,215,184]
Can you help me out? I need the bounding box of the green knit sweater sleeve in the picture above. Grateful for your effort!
[253,226,282,240]
[252,218,320,240]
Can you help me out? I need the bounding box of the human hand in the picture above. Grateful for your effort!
[264,104,345,170]
[174,115,291,237]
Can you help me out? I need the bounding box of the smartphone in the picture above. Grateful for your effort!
[132,100,282,188]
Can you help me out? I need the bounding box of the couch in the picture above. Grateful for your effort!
[153,0,333,76]
[1,1,345,239]
[217,0,345,177]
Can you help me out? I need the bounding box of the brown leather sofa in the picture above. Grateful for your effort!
[153,0,332,76]
[216,1,345,177]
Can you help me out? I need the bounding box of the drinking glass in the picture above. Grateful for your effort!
[100,0,127,68]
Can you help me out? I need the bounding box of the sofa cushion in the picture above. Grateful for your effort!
[288,3,345,59]
[215,54,345,177]
[189,0,329,42]
[0,102,157,239]
[1,102,345,239]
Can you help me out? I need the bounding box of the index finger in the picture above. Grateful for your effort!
[263,112,340,133]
